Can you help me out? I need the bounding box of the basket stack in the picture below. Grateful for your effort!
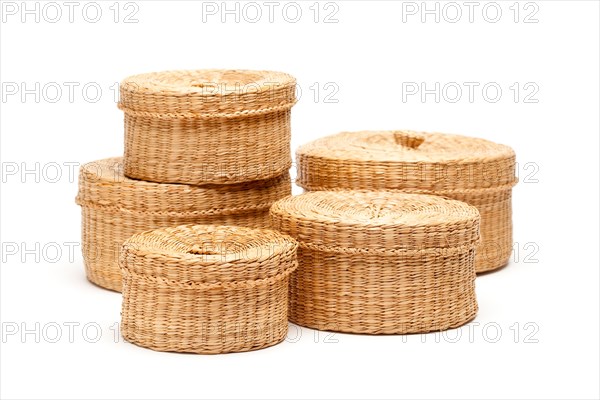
[270,190,481,334]
[295,130,517,273]
[75,158,290,291]
[76,69,297,292]
[73,68,521,352]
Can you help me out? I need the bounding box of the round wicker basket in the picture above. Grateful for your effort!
[118,69,297,185]
[75,157,290,292]
[295,130,517,273]
[270,190,480,334]
[119,224,298,354]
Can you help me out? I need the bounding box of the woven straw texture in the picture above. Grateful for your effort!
[270,190,480,335]
[75,157,290,292]
[120,224,298,354]
[296,130,516,273]
[119,69,297,185]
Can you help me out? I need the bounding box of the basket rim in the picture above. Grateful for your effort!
[270,190,481,251]
[120,69,296,97]
[270,190,480,229]
[78,157,289,186]
[296,130,516,165]
[296,180,518,193]
[120,224,298,281]
[76,157,290,213]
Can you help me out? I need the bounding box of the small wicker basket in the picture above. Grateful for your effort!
[118,69,297,185]
[270,190,480,334]
[75,157,290,292]
[296,131,517,273]
[119,224,298,354]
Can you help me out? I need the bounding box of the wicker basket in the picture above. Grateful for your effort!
[118,69,296,185]
[270,190,480,334]
[296,130,517,273]
[119,224,298,354]
[75,157,290,292]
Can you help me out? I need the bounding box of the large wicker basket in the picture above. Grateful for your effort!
[119,224,298,354]
[296,131,516,273]
[75,157,290,292]
[270,190,480,334]
[118,69,297,185]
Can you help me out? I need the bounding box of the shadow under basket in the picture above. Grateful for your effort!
[75,157,291,292]
[119,224,298,354]
[270,190,481,335]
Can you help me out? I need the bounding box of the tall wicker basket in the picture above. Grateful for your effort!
[296,131,516,273]
[118,69,297,185]
[120,225,298,354]
[75,157,290,292]
[270,190,480,334]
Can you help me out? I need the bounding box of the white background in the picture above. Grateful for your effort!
[1,1,599,399]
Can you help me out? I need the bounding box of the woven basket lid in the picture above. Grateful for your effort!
[296,130,516,191]
[76,157,290,215]
[120,225,298,284]
[118,69,296,118]
[270,191,480,251]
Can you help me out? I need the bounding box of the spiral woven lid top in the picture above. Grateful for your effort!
[120,225,298,283]
[270,191,480,251]
[75,157,289,214]
[298,130,514,163]
[119,69,297,116]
